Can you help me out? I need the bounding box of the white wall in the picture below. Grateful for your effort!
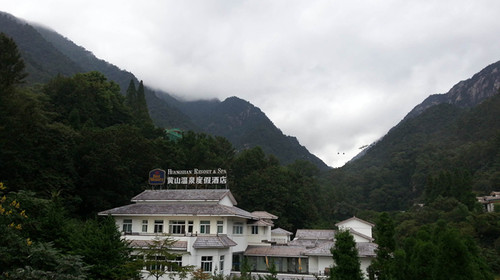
[337,219,372,239]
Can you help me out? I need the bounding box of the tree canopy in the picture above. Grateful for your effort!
[330,229,363,280]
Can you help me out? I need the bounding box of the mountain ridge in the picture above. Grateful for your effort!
[0,11,330,170]
[351,60,500,164]
[404,60,500,120]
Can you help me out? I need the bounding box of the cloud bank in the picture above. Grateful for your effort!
[3,0,500,167]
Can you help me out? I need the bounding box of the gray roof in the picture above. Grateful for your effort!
[245,246,306,258]
[303,241,377,257]
[132,189,237,205]
[248,219,274,227]
[271,228,293,235]
[244,241,377,258]
[251,211,278,220]
[98,203,256,219]
[303,241,334,256]
[288,239,329,248]
[193,235,237,248]
[294,229,335,240]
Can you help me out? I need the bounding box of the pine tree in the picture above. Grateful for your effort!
[125,79,155,133]
[0,33,27,91]
[136,80,150,122]
[369,212,396,280]
[125,79,137,108]
[330,229,363,280]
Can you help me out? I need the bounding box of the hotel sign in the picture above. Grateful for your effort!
[149,169,166,185]
[167,168,228,185]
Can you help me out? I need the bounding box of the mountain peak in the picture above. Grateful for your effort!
[405,60,500,120]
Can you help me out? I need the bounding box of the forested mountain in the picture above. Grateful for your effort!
[2,10,500,279]
[323,60,500,213]
[177,96,328,169]
[0,11,329,170]
[405,60,500,119]
[0,12,82,83]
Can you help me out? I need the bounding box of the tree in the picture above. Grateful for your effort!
[191,268,210,280]
[136,80,150,123]
[64,216,140,280]
[240,257,253,280]
[330,229,363,280]
[369,212,396,280]
[432,224,493,280]
[394,222,494,280]
[424,169,477,210]
[0,183,88,279]
[4,242,88,280]
[0,33,27,91]
[74,123,164,216]
[43,71,132,128]
[125,79,137,108]
[141,234,191,280]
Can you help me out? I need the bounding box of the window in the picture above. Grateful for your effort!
[154,220,164,233]
[148,255,166,271]
[169,220,186,234]
[122,219,132,233]
[251,225,259,235]
[219,255,225,272]
[187,221,194,234]
[167,256,183,271]
[200,221,210,234]
[217,221,224,234]
[142,220,148,233]
[201,256,213,272]
[233,222,243,234]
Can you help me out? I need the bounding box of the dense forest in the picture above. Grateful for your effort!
[1,28,500,279]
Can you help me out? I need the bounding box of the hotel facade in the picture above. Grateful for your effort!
[99,188,376,279]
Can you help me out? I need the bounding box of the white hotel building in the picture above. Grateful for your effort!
[99,188,376,279]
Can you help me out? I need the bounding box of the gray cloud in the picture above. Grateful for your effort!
[3,0,500,167]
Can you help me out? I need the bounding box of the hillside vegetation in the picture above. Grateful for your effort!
[1,11,500,278]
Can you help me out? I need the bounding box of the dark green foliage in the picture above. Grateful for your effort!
[368,213,396,280]
[43,71,132,128]
[3,12,500,278]
[136,81,149,121]
[173,131,235,170]
[424,169,477,210]
[183,96,330,170]
[0,14,82,85]
[0,81,78,194]
[74,124,158,216]
[4,13,330,170]
[4,242,88,280]
[124,79,156,135]
[125,79,137,108]
[0,186,89,279]
[330,230,363,280]
[321,92,500,217]
[393,222,493,280]
[0,32,27,90]
[230,147,321,231]
[64,216,139,280]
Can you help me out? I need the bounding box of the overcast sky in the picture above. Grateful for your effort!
[2,1,500,167]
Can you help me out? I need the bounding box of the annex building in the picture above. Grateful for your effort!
[99,188,376,279]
